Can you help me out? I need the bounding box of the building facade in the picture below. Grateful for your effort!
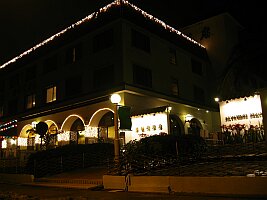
[0,0,220,158]
[181,13,243,80]
[181,12,266,144]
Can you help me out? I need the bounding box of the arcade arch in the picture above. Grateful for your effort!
[188,117,203,136]
[88,108,115,143]
[169,114,184,136]
[61,114,85,144]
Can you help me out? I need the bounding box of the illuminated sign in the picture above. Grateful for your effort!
[130,112,168,140]
[219,95,263,126]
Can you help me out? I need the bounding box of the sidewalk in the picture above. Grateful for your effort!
[24,167,108,189]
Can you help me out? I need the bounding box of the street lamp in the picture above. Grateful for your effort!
[110,93,121,163]
[166,106,172,134]
[214,97,220,102]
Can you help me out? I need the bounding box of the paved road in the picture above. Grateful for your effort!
[0,183,262,200]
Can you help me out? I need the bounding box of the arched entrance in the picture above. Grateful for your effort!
[98,111,114,143]
[170,114,184,136]
[61,114,85,145]
[88,108,115,143]
[188,118,203,136]
[70,118,85,144]
[20,124,36,150]
[45,120,59,147]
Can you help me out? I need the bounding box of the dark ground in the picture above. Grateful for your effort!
[0,183,264,200]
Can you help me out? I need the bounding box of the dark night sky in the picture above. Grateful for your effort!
[0,0,265,65]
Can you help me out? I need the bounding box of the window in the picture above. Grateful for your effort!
[65,76,82,97]
[0,80,5,92]
[93,65,114,88]
[193,85,205,104]
[171,78,179,96]
[131,29,150,52]
[191,59,203,76]
[8,99,18,115]
[46,86,57,103]
[169,48,176,64]
[133,64,152,88]
[93,29,113,52]
[66,44,83,64]
[26,94,36,109]
[9,74,19,89]
[43,55,58,74]
[25,65,37,81]
[0,105,3,117]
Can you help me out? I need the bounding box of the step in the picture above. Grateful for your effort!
[35,178,103,185]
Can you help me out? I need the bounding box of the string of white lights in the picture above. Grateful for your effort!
[122,0,204,48]
[0,0,204,70]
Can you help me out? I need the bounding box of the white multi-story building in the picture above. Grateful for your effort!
[0,0,220,156]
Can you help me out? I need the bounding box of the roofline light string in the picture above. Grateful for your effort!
[0,0,204,70]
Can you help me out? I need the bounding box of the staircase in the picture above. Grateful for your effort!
[29,177,103,189]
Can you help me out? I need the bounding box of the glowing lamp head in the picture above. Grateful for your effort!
[214,97,219,102]
[110,93,121,104]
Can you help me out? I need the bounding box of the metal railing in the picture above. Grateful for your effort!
[1,142,266,177]
[0,159,27,174]
[107,141,267,176]
[29,151,113,178]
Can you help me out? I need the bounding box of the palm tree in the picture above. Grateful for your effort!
[35,122,48,150]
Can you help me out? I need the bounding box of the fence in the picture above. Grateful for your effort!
[204,140,267,157]
[0,159,27,174]
[1,142,267,177]
[107,141,267,176]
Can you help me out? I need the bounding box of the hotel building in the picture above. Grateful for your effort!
[0,0,220,158]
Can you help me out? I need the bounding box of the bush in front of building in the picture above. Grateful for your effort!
[121,134,207,174]
[25,143,114,178]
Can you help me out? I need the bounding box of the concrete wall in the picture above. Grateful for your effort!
[169,176,267,196]
[103,175,267,196]
[128,176,170,193]
[103,175,125,190]
[0,173,34,184]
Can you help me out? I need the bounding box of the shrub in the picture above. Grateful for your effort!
[121,134,207,174]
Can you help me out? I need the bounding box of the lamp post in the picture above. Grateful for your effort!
[167,106,172,134]
[110,93,121,163]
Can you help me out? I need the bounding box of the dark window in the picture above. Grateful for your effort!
[9,74,19,89]
[8,99,18,115]
[133,64,152,88]
[131,29,150,52]
[191,59,203,76]
[43,55,58,74]
[93,65,114,88]
[171,78,179,96]
[0,105,3,117]
[0,80,5,92]
[25,65,37,81]
[65,76,82,97]
[169,48,176,64]
[193,85,205,104]
[93,29,113,52]
[65,44,83,64]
